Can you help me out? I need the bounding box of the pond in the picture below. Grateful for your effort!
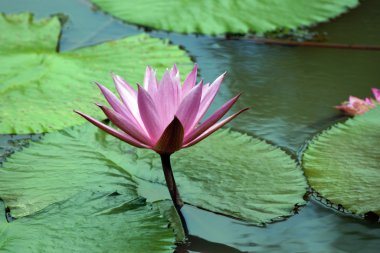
[0,0,379,252]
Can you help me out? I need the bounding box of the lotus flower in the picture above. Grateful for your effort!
[335,88,380,116]
[335,96,374,116]
[75,65,247,223]
[372,88,380,102]
[75,64,248,155]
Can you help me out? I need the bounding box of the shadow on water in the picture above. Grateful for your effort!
[175,235,245,253]
[0,0,380,252]
[180,199,380,253]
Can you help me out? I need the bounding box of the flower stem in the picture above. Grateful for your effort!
[160,154,188,234]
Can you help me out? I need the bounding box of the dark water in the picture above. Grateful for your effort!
[1,0,380,252]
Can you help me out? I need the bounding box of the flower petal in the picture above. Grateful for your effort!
[193,72,225,125]
[113,74,138,114]
[170,64,181,99]
[348,96,364,104]
[143,66,158,94]
[137,85,164,141]
[184,94,241,143]
[372,88,380,102]
[97,104,152,145]
[153,116,184,155]
[175,81,203,134]
[74,110,149,148]
[154,70,179,127]
[182,64,197,96]
[96,83,139,125]
[183,108,249,148]
[170,64,179,79]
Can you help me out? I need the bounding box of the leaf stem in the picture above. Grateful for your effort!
[160,154,188,234]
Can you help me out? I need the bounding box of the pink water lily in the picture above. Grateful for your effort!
[335,88,380,116]
[75,65,248,155]
[372,88,380,102]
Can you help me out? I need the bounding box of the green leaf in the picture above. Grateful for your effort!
[0,13,192,134]
[0,124,307,225]
[134,129,308,225]
[90,0,359,35]
[0,125,138,218]
[303,106,380,215]
[0,134,41,164]
[0,191,175,253]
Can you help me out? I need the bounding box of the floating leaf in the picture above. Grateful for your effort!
[90,0,359,35]
[0,192,175,253]
[0,134,41,164]
[0,125,138,218]
[134,129,308,224]
[0,13,192,134]
[0,124,307,225]
[303,107,380,215]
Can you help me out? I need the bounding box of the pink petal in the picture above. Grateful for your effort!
[201,83,211,100]
[97,104,152,145]
[364,98,375,106]
[175,82,203,134]
[348,96,363,103]
[183,108,249,148]
[170,64,182,100]
[96,82,125,113]
[154,70,179,127]
[184,94,241,143]
[96,83,140,126]
[112,74,138,114]
[153,117,184,155]
[74,110,149,148]
[372,88,380,102]
[137,85,164,141]
[170,64,179,78]
[182,64,198,96]
[191,73,225,130]
[143,66,158,94]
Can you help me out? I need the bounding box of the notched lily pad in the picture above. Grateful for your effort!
[0,125,138,218]
[90,0,359,35]
[0,13,192,134]
[0,191,175,253]
[134,129,308,225]
[303,106,380,216]
[0,124,307,226]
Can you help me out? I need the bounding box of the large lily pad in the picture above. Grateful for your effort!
[0,123,307,225]
[303,106,380,215]
[90,0,359,35]
[0,192,175,253]
[134,129,308,224]
[0,13,192,134]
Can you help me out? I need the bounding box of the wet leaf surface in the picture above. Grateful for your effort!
[91,0,359,34]
[0,13,192,134]
[304,106,380,215]
[0,124,306,225]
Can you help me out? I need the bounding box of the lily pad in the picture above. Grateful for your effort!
[133,129,308,224]
[0,125,138,218]
[0,13,192,134]
[90,0,359,35]
[303,106,380,215]
[0,123,307,225]
[0,134,41,164]
[0,191,175,253]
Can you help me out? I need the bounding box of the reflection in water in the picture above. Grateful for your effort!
[161,35,380,153]
[0,134,41,163]
[0,0,380,252]
[182,200,380,253]
[176,235,245,253]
